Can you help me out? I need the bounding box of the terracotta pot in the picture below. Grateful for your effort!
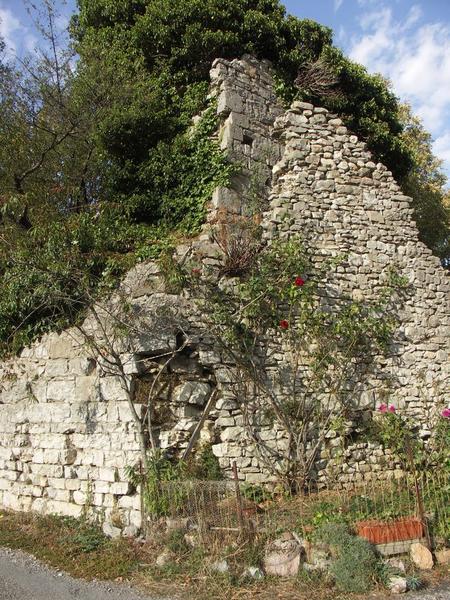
[356,516,424,544]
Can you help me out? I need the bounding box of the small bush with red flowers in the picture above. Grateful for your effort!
[188,237,408,491]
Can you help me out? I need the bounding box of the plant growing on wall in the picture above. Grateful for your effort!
[371,405,450,472]
[187,237,407,492]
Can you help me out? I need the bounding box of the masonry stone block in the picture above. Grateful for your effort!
[48,336,76,359]
[99,377,128,402]
[46,379,76,403]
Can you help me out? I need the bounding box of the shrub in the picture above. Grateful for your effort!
[315,522,380,593]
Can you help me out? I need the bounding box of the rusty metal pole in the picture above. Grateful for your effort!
[406,439,431,549]
[138,458,147,538]
[232,460,246,536]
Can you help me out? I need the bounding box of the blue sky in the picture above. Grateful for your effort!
[1,0,450,181]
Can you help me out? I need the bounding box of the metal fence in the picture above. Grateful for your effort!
[147,469,449,551]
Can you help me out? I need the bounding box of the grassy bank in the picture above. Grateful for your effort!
[0,509,446,600]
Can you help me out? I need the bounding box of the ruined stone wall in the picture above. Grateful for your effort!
[0,328,142,533]
[0,56,448,529]
[208,55,283,220]
[209,59,449,486]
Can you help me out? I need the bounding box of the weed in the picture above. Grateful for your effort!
[69,522,106,554]
[166,530,189,555]
[241,483,273,504]
[406,575,423,591]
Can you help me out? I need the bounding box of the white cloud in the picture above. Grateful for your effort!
[434,131,450,166]
[404,4,422,29]
[348,4,450,177]
[334,0,344,12]
[0,4,38,57]
[0,6,24,54]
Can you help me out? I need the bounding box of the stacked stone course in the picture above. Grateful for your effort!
[0,56,448,529]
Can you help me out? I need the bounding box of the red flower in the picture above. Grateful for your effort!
[441,408,450,419]
[294,276,305,287]
[378,403,388,413]
[279,320,289,330]
[388,405,396,413]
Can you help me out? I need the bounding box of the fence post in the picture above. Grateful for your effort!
[138,458,147,537]
[405,440,431,549]
[232,460,246,536]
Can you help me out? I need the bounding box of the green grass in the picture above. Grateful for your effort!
[0,511,139,580]
[0,508,444,600]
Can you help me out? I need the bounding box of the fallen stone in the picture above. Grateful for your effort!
[242,566,264,579]
[264,536,304,577]
[184,533,199,548]
[435,548,450,565]
[122,524,139,538]
[156,549,176,568]
[389,576,408,594]
[410,543,434,570]
[210,559,230,574]
[166,517,190,532]
[102,522,121,539]
[385,558,406,573]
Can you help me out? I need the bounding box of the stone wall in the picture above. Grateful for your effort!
[208,55,283,220]
[0,328,142,532]
[0,56,448,530]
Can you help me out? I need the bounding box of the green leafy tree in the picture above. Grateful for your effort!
[294,47,413,180]
[397,102,450,258]
[72,0,412,184]
[0,0,446,355]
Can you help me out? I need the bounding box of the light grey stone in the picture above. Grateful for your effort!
[210,559,229,574]
[173,382,211,406]
[156,549,176,568]
[264,537,304,577]
[389,576,408,594]
[242,566,264,579]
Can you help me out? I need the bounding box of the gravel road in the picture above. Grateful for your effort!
[405,587,450,600]
[0,545,448,600]
[0,547,172,600]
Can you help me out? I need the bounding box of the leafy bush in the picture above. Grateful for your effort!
[190,445,223,481]
[126,451,188,518]
[187,237,404,490]
[0,101,230,355]
[1,0,446,356]
[315,522,380,593]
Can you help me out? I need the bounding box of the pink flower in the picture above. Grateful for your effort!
[294,276,305,287]
[378,403,388,413]
[388,405,396,413]
[441,408,450,419]
[279,320,289,330]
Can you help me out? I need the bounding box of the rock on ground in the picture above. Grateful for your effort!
[410,542,434,570]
